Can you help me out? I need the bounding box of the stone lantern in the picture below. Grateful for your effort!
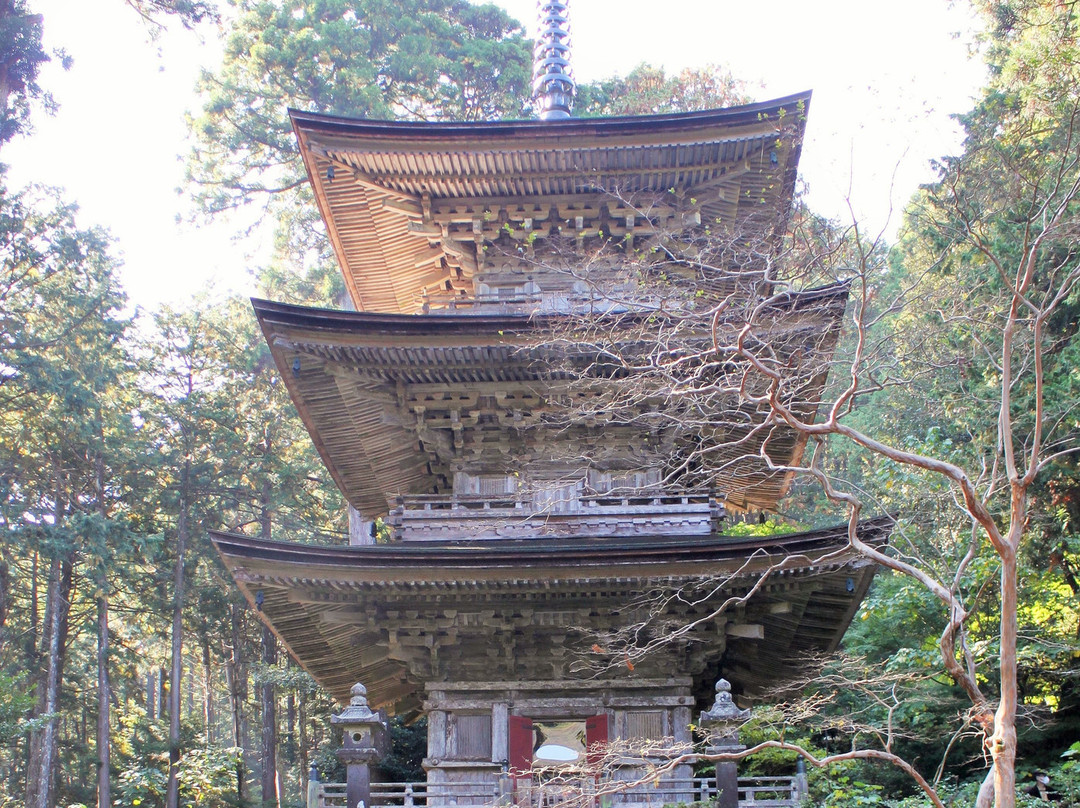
[698,678,750,808]
[332,682,387,808]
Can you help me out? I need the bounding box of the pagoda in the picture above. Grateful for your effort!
[212,4,889,805]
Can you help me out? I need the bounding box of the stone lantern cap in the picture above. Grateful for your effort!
[699,678,751,726]
[331,682,382,726]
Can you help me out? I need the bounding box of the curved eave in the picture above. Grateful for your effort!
[252,298,565,515]
[211,515,891,581]
[252,286,849,515]
[291,94,811,314]
[252,280,847,336]
[253,296,551,337]
[288,92,812,143]
[211,514,889,708]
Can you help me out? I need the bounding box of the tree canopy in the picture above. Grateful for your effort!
[184,0,533,218]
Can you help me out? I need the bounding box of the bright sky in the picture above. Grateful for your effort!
[4,0,986,310]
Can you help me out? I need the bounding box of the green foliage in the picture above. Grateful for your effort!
[4,1,1080,806]
[378,717,428,783]
[770,2,1080,799]
[127,0,219,28]
[0,672,36,743]
[0,183,120,365]
[0,169,350,805]
[185,0,531,218]
[721,519,800,538]
[815,771,885,808]
[575,63,751,117]
[0,0,63,146]
[117,718,242,808]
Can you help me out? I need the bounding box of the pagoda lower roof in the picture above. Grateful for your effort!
[213,516,889,578]
[254,287,847,516]
[211,515,891,710]
[291,94,811,313]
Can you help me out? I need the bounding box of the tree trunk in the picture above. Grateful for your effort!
[96,591,111,808]
[259,476,279,808]
[286,681,297,768]
[187,664,194,717]
[991,542,1019,808]
[159,666,167,723]
[29,549,39,650]
[299,683,310,798]
[203,635,214,746]
[225,602,247,804]
[261,620,279,808]
[96,447,111,808]
[24,549,40,808]
[0,549,10,653]
[260,626,278,808]
[146,671,156,722]
[30,553,71,808]
[165,457,190,808]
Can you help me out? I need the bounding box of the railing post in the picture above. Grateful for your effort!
[308,765,321,808]
[793,757,808,803]
[699,679,750,808]
[404,784,414,808]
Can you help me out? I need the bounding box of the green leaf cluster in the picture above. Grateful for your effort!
[185,0,532,218]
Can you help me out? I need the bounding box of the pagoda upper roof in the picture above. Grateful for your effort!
[291,92,811,313]
[211,514,891,710]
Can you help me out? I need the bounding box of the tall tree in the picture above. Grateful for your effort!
[0,183,130,808]
[575,63,751,117]
[185,0,531,223]
[0,0,217,150]
[131,273,345,807]
[125,0,218,28]
[144,303,229,808]
[0,0,54,147]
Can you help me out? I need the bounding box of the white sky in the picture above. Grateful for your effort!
[3,0,986,310]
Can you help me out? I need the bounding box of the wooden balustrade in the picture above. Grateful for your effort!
[315,775,800,808]
[387,490,726,542]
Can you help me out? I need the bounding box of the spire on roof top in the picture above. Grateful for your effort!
[532,0,575,120]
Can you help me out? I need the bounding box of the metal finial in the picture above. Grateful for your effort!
[533,0,575,120]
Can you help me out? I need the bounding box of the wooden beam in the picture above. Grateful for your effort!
[725,623,765,640]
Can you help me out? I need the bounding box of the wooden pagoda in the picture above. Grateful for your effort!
[212,91,888,803]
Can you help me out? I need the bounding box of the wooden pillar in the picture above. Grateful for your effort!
[698,679,749,808]
[491,702,509,764]
[428,709,447,759]
[348,506,375,546]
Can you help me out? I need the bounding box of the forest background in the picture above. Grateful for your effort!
[0,1,1078,808]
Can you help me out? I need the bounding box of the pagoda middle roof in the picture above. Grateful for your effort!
[254,285,847,516]
[291,93,811,313]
